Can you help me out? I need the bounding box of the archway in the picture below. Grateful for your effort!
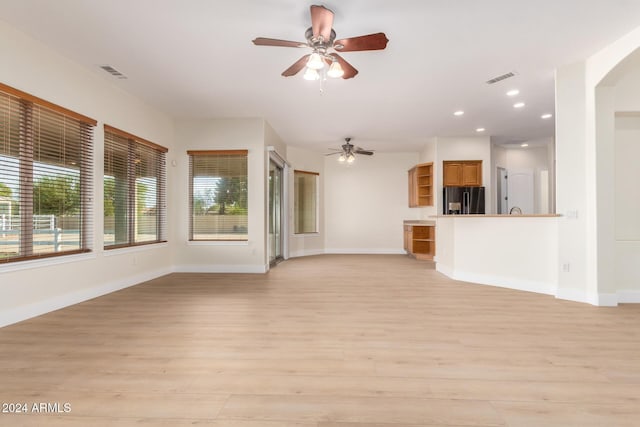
[594,46,640,302]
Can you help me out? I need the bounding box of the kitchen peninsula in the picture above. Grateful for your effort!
[433,214,561,297]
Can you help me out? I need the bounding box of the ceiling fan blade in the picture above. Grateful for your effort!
[324,152,342,156]
[332,54,358,79]
[354,149,374,155]
[253,38,307,48]
[334,33,389,52]
[310,5,334,41]
[282,54,311,77]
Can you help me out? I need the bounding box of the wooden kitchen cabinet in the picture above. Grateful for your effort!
[403,223,435,260]
[408,162,433,207]
[442,160,482,187]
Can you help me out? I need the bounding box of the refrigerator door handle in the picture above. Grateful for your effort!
[463,191,470,214]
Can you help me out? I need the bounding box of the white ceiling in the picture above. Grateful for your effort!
[1,0,640,152]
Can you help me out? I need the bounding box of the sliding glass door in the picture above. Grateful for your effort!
[268,158,284,266]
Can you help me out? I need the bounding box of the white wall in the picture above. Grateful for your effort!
[614,115,640,296]
[324,152,419,253]
[173,118,268,273]
[286,146,325,258]
[614,116,640,240]
[555,24,640,305]
[0,20,175,326]
[435,217,558,296]
[555,61,593,303]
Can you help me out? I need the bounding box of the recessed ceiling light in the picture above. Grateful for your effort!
[541,113,553,119]
[476,128,485,132]
[454,110,464,116]
[521,143,529,147]
[514,102,525,109]
[506,89,520,97]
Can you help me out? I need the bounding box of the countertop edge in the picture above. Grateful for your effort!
[429,214,562,218]
[403,220,436,225]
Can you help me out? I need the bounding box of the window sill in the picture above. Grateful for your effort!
[187,240,249,246]
[293,232,320,237]
[0,251,97,274]
[103,242,169,256]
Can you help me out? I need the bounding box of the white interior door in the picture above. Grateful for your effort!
[507,170,534,214]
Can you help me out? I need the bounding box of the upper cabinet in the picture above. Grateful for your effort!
[408,162,433,207]
[443,160,482,187]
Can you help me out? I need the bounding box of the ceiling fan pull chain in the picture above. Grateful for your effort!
[319,68,326,94]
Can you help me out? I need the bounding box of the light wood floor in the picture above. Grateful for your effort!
[1,254,640,426]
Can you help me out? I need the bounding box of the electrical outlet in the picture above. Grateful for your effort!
[562,263,570,272]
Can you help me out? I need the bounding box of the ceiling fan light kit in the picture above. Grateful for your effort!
[252,5,388,84]
[326,138,374,164]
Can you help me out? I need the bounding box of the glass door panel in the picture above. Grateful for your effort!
[269,159,283,265]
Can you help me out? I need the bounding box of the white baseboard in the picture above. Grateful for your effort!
[596,293,619,307]
[554,288,610,306]
[324,248,405,255]
[289,249,325,258]
[446,269,556,296]
[173,264,267,273]
[616,290,640,303]
[0,267,172,328]
[438,264,629,307]
[435,263,454,278]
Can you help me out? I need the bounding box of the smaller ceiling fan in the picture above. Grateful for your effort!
[252,5,388,80]
[326,138,374,163]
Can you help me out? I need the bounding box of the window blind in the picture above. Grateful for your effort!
[104,125,167,249]
[294,170,319,234]
[0,83,95,263]
[188,150,248,241]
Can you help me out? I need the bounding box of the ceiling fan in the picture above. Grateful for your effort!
[252,5,389,80]
[326,138,374,163]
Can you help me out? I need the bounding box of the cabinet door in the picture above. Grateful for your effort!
[443,162,462,186]
[408,168,417,207]
[461,161,482,186]
[404,225,413,253]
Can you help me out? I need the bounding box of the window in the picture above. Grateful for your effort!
[0,83,95,264]
[104,125,167,249]
[188,150,248,241]
[294,170,318,234]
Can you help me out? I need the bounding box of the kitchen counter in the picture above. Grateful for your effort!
[432,214,560,218]
[433,214,559,298]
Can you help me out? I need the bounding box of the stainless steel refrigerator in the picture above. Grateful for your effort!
[443,186,485,214]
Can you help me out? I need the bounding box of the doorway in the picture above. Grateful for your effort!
[268,150,289,267]
[507,170,534,214]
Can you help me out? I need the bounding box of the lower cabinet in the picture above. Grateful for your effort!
[404,224,435,260]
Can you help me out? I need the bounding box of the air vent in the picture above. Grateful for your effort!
[100,65,127,79]
[486,71,516,85]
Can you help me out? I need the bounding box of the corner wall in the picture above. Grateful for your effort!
[0,20,175,326]
[173,118,268,273]
[555,24,640,305]
[324,152,419,254]
[286,146,325,258]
